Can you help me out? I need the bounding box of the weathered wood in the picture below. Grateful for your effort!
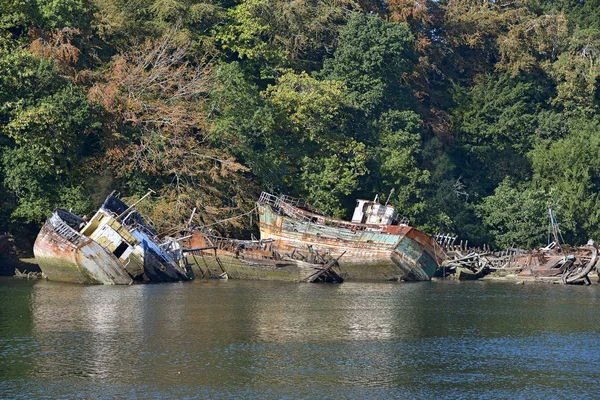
[303,251,346,283]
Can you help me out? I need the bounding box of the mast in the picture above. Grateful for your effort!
[548,203,564,253]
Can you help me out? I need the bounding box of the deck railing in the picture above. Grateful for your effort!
[259,192,315,223]
[49,213,85,246]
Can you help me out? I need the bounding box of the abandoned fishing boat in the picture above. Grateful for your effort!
[33,208,134,285]
[184,231,344,282]
[33,191,194,285]
[256,192,445,281]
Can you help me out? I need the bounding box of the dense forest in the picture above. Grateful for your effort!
[2,0,600,251]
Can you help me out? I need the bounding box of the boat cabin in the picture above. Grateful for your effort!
[351,199,397,225]
[79,209,146,277]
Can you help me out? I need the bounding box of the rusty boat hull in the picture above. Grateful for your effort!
[33,210,133,285]
[257,201,444,281]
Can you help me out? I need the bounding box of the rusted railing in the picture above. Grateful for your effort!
[49,212,85,246]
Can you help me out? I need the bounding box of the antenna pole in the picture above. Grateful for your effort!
[385,188,395,206]
[117,189,156,220]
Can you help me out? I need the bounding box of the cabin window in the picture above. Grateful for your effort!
[113,241,129,258]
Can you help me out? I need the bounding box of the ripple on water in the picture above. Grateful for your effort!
[1,278,600,398]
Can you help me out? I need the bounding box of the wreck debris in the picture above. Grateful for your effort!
[14,268,45,280]
[434,231,599,284]
[302,251,345,283]
[183,234,228,279]
[561,245,598,285]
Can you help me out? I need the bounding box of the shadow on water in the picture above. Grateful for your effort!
[1,277,600,398]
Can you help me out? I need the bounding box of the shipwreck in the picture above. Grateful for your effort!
[254,192,445,281]
[434,205,600,284]
[33,191,194,285]
[185,231,345,283]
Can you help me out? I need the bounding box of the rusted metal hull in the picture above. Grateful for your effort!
[33,212,133,285]
[257,204,443,281]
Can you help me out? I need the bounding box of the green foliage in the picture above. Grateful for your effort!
[260,70,367,215]
[546,28,600,116]
[478,178,554,249]
[529,118,600,242]
[208,62,281,187]
[0,47,94,223]
[538,0,600,31]
[300,142,367,217]
[215,0,358,75]
[36,0,92,28]
[216,0,286,73]
[455,72,554,154]
[452,71,554,193]
[374,110,429,218]
[0,0,39,42]
[320,12,417,116]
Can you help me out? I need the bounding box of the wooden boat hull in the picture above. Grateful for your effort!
[188,251,316,281]
[257,204,443,281]
[33,212,133,285]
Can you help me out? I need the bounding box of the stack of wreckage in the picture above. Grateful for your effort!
[434,207,600,285]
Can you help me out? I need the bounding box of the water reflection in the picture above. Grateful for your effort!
[1,278,600,398]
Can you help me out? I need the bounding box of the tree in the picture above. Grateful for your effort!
[373,110,429,219]
[0,45,95,223]
[320,12,418,117]
[215,0,359,75]
[88,30,255,231]
[452,71,554,193]
[263,70,367,216]
[529,118,600,243]
[546,28,600,116]
[478,177,556,249]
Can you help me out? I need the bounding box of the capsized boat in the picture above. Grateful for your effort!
[33,192,194,284]
[256,192,445,281]
[95,192,194,282]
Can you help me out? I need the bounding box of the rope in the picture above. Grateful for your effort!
[196,206,258,229]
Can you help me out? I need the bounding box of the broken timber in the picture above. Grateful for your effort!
[302,251,345,283]
[183,241,229,280]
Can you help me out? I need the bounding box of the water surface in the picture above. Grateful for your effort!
[1,278,599,399]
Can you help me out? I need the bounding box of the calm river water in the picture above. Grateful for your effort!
[1,277,600,399]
